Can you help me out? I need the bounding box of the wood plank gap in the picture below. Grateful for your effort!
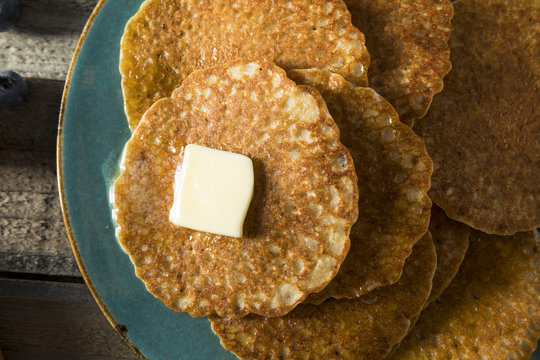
[0,251,79,277]
[0,271,83,284]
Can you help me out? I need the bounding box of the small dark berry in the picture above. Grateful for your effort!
[0,70,27,108]
[0,0,20,32]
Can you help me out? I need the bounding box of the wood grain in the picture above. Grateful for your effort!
[0,79,64,152]
[0,0,98,80]
[0,94,68,272]
[0,89,79,275]
[0,0,99,278]
[0,278,138,360]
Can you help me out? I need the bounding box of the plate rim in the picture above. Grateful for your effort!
[56,1,145,359]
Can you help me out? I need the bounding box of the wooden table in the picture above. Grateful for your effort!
[0,1,138,358]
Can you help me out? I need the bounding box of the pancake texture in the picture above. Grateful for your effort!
[345,0,453,125]
[427,204,470,303]
[386,204,470,357]
[414,0,540,234]
[390,230,540,360]
[210,233,436,360]
[120,0,370,129]
[288,69,432,303]
[112,60,359,318]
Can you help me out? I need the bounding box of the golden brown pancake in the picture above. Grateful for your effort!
[287,69,432,303]
[345,0,453,125]
[120,0,370,129]
[210,233,436,360]
[414,0,540,234]
[387,204,470,356]
[389,230,540,359]
[427,204,470,303]
[112,60,359,318]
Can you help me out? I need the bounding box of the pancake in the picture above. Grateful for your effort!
[389,230,540,359]
[120,0,370,129]
[386,204,470,356]
[345,0,453,126]
[210,233,436,360]
[112,60,359,318]
[414,0,540,234]
[287,69,432,303]
[427,204,470,303]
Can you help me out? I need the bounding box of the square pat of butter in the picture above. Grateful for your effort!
[169,144,254,238]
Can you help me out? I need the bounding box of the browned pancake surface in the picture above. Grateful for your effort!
[288,69,432,302]
[427,204,470,303]
[414,0,540,234]
[390,230,540,359]
[113,60,359,318]
[345,0,453,125]
[120,0,370,129]
[386,204,470,356]
[210,233,436,360]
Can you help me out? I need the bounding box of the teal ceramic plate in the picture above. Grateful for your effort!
[57,1,236,359]
[58,1,540,359]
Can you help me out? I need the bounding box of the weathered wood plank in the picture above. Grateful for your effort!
[0,0,109,276]
[0,69,75,277]
[0,148,78,275]
[1,217,66,252]
[0,0,98,80]
[0,76,86,276]
[16,0,98,34]
[0,191,60,220]
[0,278,138,360]
[0,215,77,276]
[0,252,79,276]
[0,47,85,276]
[0,79,64,152]
[0,150,56,193]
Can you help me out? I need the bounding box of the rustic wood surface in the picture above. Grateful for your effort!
[0,0,96,81]
[0,1,138,358]
[0,80,78,277]
[0,279,137,360]
[0,0,92,277]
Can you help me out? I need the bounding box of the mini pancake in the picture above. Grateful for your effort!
[120,0,370,129]
[389,230,540,359]
[414,0,540,234]
[210,233,436,360]
[427,204,470,303]
[344,0,453,125]
[112,60,359,318]
[287,69,432,303]
[386,204,470,356]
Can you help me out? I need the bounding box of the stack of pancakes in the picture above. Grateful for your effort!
[112,0,540,359]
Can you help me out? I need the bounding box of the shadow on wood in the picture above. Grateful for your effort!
[14,0,98,35]
[0,278,138,360]
[0,79,64,152]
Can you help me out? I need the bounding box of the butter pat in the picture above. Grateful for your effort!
[169,144,254,238]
